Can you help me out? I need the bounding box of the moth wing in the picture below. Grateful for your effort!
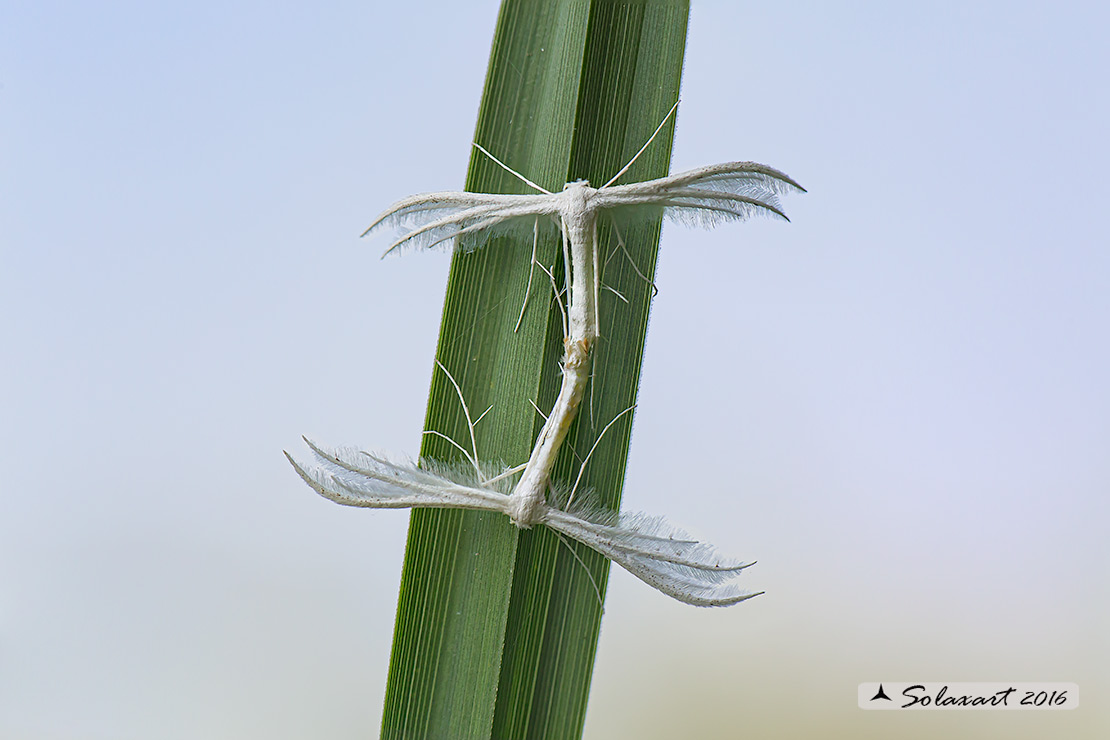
[286,437,511,513]
[363,191,562,256]
[543,504,758,607]
[595,161,804,229]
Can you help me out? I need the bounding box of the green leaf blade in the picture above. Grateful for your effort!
[381,2,690,738]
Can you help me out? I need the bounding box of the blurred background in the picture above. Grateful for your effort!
[2,1,1106,737]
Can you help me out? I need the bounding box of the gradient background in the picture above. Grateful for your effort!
[3,2,1106,738]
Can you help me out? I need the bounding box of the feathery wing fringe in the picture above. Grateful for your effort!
[635,160,805,195]
[362,192,559,256]
[285,439,757,607]
[543,502,757,607]
[362,161,804,256]
[597,161,806,228]
[285,438,512,512]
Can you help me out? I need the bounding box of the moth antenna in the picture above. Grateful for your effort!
[551,529,605,611]
[473,143,551,194]
[602,99,680,188]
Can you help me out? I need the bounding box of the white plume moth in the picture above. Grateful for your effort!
[287,105,804,606]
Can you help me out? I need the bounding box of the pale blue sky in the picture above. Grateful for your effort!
[2,2,1107,738]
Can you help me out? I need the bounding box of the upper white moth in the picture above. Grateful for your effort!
[287,109,805,606]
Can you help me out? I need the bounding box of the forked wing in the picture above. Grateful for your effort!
[594,161,805,228]
[543,504,759,607]
[287,438,759,606]
[285,438,511,513]
[362,191,561,257]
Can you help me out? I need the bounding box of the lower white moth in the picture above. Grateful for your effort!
[287,107,804,606]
